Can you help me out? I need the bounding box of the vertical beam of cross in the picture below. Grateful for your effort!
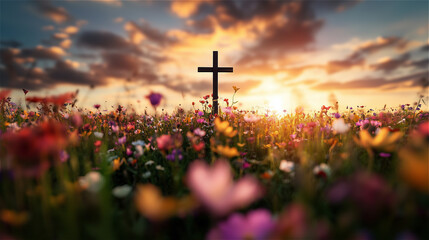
[198,51,233,115]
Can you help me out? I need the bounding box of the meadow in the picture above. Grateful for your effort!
[0,88,428,240]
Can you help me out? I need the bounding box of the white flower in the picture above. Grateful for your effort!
[332,118,350,134]
[79,172,104,193]
[142,171,151,178]
[145,160,154,166]
[135,145,144,157]
[279,160,294,173]
[94,131,104,138]
[313,163,331,178]
[156,165,165,171]
[112,185,132,198]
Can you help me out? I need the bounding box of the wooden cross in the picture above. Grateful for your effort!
[198,51,233,115]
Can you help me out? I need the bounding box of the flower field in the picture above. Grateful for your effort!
[0,89,428,240]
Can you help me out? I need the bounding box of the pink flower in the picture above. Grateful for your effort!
[156,134,173,151]
[186,160,263,216]
[207,209,275,240]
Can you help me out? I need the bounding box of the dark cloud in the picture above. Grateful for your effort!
[326,54,364,74]
[370,54,410,73]
[408,58,429,70]
[77,30,139,53]
[0,40,22,48]
[1,48,103,90]
[46,60,101,86]
[33,0,74,24]
[19,46,65,60]
[312,71,428,91]
[90,52,160,83]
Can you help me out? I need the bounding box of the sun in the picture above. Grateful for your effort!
[268,95,287,114]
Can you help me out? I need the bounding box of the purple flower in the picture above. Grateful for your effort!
[146,92,163,107]
[59,150,69,163]
[117,136,127,145]
[207,209,275,240]
[379,152,391,158]
[334,113,341,119]
[198,111,204,116]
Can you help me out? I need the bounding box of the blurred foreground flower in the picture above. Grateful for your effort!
[279,160,294,173]
[146,92,163,108]
[355,127,403,152]
[0,210,29,227]
[398,122,429,193]
[332,118,350,134]
[134,184,195,221]
[215,145,240,158]
[214,118,237,137]
[1,120,69,177]
[186,160,262,216]
[79,171,104,193]
[207,209,275,240]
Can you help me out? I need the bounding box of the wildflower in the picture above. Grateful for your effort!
[244,113,260,123]
[313,163,331,178]
[134,184,195,221]
[355,127,403,152]
[214,118,237,137]
[332,118,350,134]
[26,92,76,107]
[146,92,163,108]
[279,160,294,173]
[233,85,240,92]
[93,131,104,138]
[193,128,206,137]
[186,160,262,216]
[0,210,29,226]
[94,104,101,109]
[22,89,29,95]
[215,145,240,158]
[132,140,145,146]
[207,209,275,240]
[156,134,173,151]
[79,171,104,193]
[193,142,205,152]
[198,111,204,116]
[1,120,69,177]
[117,136,127,145]
[112,185,132,198]
[272,204,308,239]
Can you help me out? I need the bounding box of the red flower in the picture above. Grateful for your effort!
[26,92,76,106]
[22,89,29,95]
[1,120,69,178]
[0,90,11,101]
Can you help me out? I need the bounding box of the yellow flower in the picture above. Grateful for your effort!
[233,86,240,92]
[216,145,240,158]
[237,143,245,147]
[134,184,196,221]
[355,128,403,152]
[398,147,429,193]
[113,157,123,171]
[0,210,29,226]
[214,118,237,137]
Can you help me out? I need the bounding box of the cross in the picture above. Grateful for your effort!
[198,51,233,115]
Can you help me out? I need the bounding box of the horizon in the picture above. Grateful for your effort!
[1,0,428,113]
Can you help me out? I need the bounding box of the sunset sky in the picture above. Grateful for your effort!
[1,0,428,113]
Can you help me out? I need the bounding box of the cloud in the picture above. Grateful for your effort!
[0,49,103,90]
[408,58,429,70]
[124,21,177,46]
[0,40,21,48]
[63,26,79,34]
[33,0,74,24]
[312,71,428,91]
[370,54,410,73]
[19,46,66,60]
[76,30,139,53]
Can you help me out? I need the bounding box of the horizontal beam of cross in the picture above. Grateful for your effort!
[198,67,233,72]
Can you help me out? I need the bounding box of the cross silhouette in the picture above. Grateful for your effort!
[198,51,233,115]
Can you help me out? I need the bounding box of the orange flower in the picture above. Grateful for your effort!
[214,118,237,137]
[355,128,403,152]
[215,145,240,158]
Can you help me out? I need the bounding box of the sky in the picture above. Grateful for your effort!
[0,0,428,113]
